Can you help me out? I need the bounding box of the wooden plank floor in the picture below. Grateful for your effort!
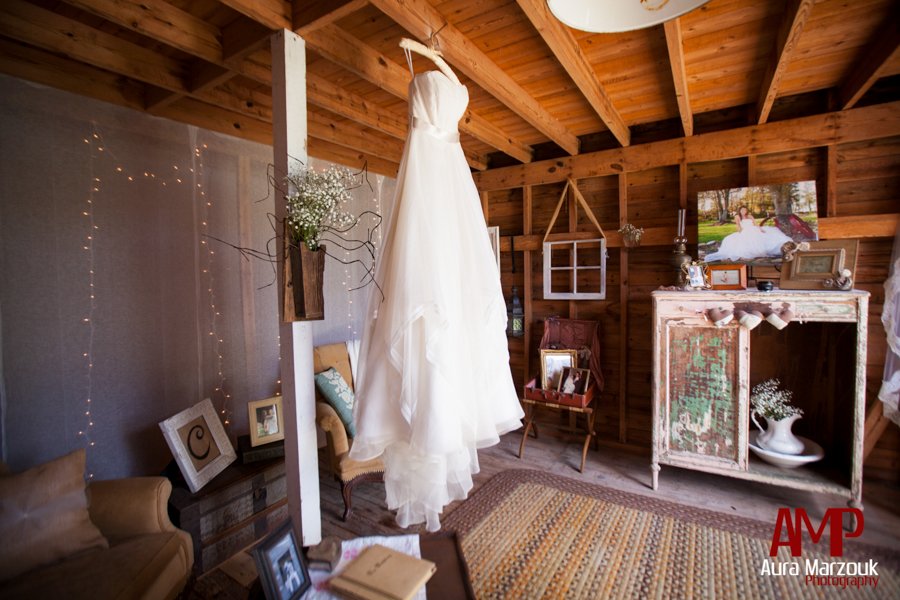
[320,430,900,550]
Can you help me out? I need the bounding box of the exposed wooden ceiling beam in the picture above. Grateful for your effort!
[307,72,406,140]
[217,0,291,31]
[0,37,145,112]
[308,137,400,177]
[838,12,900,110]
[756,0,815,124]
[61,0,221,63]
[515,0,630,147]
[303,24,532,163]
[369,0,579,155]
[308,110,404,165]
[294,0,369,36]
[0,0,188,94]
[475,101,900,190]
[664,18,693,137]
[0,35,399,176]
[222,20,272,64]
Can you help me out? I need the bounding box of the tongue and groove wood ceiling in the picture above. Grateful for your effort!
[1,0,898,175]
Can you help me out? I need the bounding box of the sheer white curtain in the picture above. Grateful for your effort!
[880,226,900,425]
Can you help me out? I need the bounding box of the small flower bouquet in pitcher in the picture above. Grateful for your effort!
[750,379,805,455]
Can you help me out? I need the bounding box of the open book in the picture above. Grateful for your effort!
[329,544,436,600]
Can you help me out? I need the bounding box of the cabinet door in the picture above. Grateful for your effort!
[660,319,748,471]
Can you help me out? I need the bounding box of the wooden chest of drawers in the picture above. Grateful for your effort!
[167,457,289,574]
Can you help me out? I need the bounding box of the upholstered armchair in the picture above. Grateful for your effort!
[313,343,384,521]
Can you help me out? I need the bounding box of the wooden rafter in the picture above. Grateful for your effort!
[756,0,815,124]
[309,137,400,176]
[664,18,693,137]
[516,0,629,147]
[0,26,403,177]
[307,73,406,140]
[307,110,404,165]
[838,12,900,110]
[369,0,579,155]
[217,0,291,31]
[0,0,188,94]
[0,36,145,112]
[474,101,900,190]
[293,0,370,36]
[62,0,221,62]
[303,24,532,164]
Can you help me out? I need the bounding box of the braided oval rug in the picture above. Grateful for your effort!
[442,469,899,599]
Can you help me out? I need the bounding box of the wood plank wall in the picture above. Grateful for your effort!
[478,105,900,483]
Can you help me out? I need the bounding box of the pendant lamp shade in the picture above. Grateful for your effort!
[547,0,711,33]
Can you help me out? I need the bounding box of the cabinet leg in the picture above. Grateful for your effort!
[847,498,864,532]
[651,463,660,490]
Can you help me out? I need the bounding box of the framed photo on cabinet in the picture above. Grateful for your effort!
[708,264,747,290]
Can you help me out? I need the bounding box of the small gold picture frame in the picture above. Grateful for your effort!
[248,396,285,447]
[540,349,578,390]
[708,264,747,290]
[682,261,711,289]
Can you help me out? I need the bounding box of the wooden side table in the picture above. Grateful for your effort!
[518,398,597,472]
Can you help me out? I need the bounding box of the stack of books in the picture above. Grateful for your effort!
[329,544,436,600]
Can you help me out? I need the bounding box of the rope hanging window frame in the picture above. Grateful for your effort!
[542,178,607,300]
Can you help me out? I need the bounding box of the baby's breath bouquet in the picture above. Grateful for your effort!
[285,166,357,251]
[750,378,802,420]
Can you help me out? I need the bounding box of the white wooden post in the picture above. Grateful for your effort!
[271,29,321,546]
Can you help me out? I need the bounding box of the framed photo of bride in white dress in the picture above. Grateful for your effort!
[696,181,819,264]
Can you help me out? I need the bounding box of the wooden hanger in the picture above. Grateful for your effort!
[399,37,460,85]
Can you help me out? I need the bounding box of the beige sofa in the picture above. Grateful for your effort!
[1,452,193,600]
[314,342,384,520]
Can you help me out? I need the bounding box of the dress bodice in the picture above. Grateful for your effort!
[739,218,756,229]
[408,71,468,136]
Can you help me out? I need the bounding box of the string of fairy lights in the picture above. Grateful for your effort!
[78,127,102,477]
[77,126,237,469]
[75,130,387,470]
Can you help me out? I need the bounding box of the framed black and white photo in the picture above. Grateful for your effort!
[159,398,236,493]
[252,521,310,600]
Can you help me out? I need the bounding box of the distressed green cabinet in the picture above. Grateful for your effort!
[651,289,868,512]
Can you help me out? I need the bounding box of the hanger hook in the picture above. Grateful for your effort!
[429,23,448,53]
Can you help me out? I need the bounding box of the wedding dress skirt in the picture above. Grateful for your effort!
[349,71,524,531]
[705,218,792,262]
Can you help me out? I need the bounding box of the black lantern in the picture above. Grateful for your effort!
[507,286,525,337]
[506,236,525,337]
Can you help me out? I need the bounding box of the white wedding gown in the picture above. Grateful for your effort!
[349,70,524,531]
[705,218,792,262]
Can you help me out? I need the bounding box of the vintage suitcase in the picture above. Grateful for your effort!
[166,457,289,574]
[524,377,594,408]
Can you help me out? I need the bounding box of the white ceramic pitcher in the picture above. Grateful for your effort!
[751,412,805,455]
